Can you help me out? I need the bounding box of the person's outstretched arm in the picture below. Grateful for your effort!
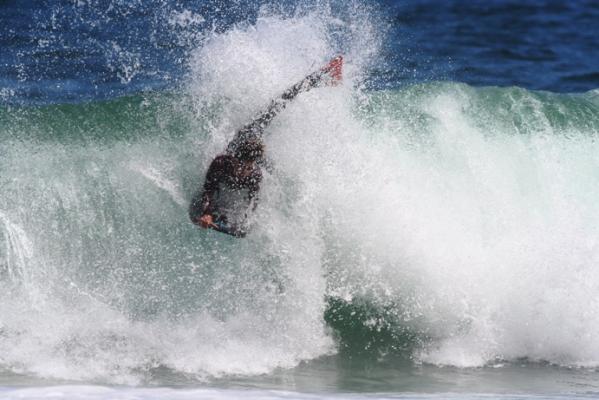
[227,56,343,153]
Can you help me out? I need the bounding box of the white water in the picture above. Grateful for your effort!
[1,5,599,387]
[0,386,589,400]
[190,8,599,370]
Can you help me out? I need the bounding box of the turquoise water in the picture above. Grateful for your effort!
[2,80,599,395]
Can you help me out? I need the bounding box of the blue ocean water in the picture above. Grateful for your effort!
[1,0,598,105]
[380,0,599,92]
[1,1,599,399]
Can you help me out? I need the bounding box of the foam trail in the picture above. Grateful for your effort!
[130,162,186,207]
[4,386,575,400]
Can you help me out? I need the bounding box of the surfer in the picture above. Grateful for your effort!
[189,56,343,237]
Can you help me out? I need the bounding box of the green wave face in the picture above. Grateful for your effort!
[2,80,599,382]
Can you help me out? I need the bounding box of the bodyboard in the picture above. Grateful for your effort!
[208,186,253,238]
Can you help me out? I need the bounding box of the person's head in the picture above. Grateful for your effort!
[234,139,264,163]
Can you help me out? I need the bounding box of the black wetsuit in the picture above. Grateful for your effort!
[189,155,261,229]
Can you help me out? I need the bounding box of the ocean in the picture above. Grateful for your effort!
[1,0,599,399]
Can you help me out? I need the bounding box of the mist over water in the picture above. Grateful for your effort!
[1,1,599,394]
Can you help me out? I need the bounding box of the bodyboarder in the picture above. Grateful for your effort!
[189,56,343,237]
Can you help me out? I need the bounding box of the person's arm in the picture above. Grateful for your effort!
[227,56,343,153]
[231,73,323,143]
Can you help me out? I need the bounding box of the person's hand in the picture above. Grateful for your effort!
[199,214,217,229]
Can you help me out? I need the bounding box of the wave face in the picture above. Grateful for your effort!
[2,6,599,384]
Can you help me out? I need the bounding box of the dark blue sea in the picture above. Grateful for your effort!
[1,1,599,399]
[2,0,598,105]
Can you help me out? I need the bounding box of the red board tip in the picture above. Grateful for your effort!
[322,55,343,84]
